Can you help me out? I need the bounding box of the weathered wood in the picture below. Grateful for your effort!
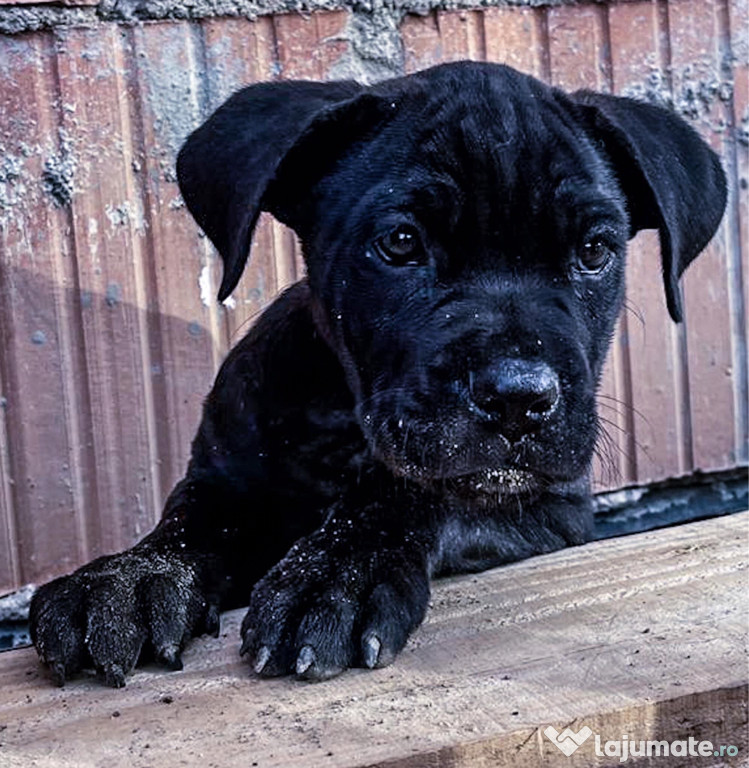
[0,513,746,767]
[1,4,746,597]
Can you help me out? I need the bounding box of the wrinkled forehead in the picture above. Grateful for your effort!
[355,84,621,230]
[314,69,625,246]
[400,82,603,194]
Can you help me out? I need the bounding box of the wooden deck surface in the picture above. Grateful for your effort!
[0,513,746,768]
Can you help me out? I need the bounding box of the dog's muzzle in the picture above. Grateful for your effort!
[361,359,563,499]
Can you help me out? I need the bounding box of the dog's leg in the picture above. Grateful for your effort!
[30,415,296,687]
[240,468,436,681]
[29,476,239,687]
[29,286,325,687]
[239,474,596,681]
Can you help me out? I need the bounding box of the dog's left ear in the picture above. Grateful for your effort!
[571,92,727,322]
[177,80,390,301]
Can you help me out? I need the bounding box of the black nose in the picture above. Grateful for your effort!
[468,359,560,441]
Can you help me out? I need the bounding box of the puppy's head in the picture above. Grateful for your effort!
[178,62,726,500]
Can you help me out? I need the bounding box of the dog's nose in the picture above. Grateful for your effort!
[468,359,560,440]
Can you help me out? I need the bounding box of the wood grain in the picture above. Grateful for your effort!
[0,513,745,767]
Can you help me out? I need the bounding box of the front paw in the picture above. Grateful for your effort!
[30,547,219,687]
[240,535,430,681]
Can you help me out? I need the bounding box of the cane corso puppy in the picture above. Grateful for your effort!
[30,61,726,686]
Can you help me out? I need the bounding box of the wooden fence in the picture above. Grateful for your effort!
[0,0,746,594]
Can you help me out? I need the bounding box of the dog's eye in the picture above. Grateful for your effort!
[374,225,425,266]
[577,239,613,273]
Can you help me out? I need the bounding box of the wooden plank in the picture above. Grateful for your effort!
[727,0,749,466]
[483,7,548,80]
[0,513,745,767]
[199,18,281,350]
[0,32,88,588]
[607,2,686,483]
[668,0,737,472]
[55,26,163,557]
[435,10,486,62]
[127,22,225,498]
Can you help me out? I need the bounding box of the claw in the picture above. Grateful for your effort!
[363,634,381,669]
[156,644,184,671]
[239,632,253,657]
[50,660,67,688]
[204,604,220,638]
[253,646,271,675]
[102,663,126,689]
[296,645,316,676]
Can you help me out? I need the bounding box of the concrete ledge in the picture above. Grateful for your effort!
[0,513,746,767]
[0,0,614,37]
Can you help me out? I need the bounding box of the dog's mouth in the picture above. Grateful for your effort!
[443,467,544,497]
[360,404,560,498]
[382,456,546,499]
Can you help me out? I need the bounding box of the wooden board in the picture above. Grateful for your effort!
[0,513,746,768]
[669,0,739,473]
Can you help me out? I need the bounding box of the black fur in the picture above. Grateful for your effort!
[30,62,726,685]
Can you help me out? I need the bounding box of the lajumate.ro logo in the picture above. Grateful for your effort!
[543,725,740,761]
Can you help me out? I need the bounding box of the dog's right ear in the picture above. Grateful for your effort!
[177,80,363,301]
[570,91,727,323]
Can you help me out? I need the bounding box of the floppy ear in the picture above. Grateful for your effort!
[571,92,727,322]
[176,80,365,301]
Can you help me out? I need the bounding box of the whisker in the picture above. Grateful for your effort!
[596,394,652,428]
[622,298,645,329]
[356,386,413,415]
[597,415,630,436]
[592,423,624,486]
[595,421,631,462]
[228,307,266,343]
[592,444,621,486]
[597,413,657,468]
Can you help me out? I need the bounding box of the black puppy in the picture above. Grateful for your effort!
[30,61,726,687]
